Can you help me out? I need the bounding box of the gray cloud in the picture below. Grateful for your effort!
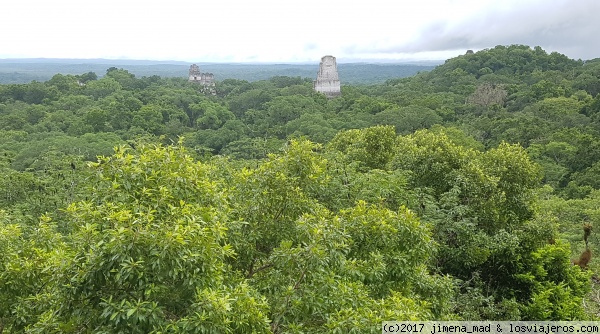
[380,0,600,60]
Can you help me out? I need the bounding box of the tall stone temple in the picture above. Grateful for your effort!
[188,64,216,94]
[313,55,341,98]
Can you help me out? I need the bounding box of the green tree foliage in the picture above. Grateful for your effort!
[227,88,273,118]
[0,213,68,332]
[85,77,123,99]
[320,126,584,320]
[131,104,166,135]
[2,143,273,332]
[374,106,443,134]
[105,68,138,90]
[328,125,397,170]
[246,95,325,138]
[2,45,600,326]
[0,141,455,332]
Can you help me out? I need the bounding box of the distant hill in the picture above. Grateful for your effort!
[0,59,439,85]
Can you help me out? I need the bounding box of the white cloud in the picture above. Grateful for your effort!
[1,0,598,62]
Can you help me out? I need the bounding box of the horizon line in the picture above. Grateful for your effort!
[0,57,445,65]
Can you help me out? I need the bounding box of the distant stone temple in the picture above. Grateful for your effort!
[188,64,215,94]
[314,55,341,98]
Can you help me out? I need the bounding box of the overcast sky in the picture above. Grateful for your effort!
[1,0,598,63]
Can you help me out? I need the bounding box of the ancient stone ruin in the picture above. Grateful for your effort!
[188,64,216,94]
[314,55,341,98]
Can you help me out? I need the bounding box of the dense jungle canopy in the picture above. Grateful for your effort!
[2,44,600,332]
